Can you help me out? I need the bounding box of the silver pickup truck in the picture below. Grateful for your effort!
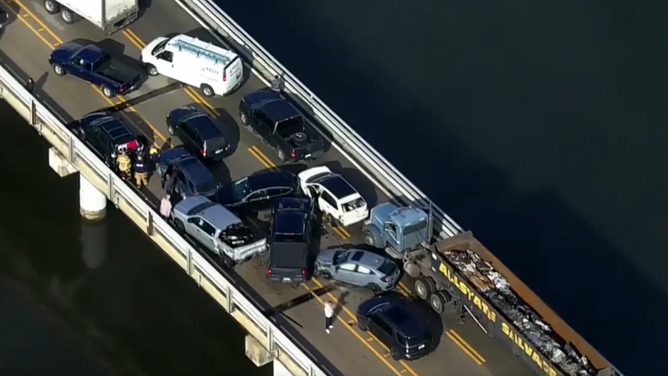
[172,195,267,267]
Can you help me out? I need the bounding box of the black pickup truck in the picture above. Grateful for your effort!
[238,88,324,162]
[49,42,141,98]
[266,197,316,284]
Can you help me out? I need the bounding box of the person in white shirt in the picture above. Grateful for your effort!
[160,195,172,219]
[324,300,335,334]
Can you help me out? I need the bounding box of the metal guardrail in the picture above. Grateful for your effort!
[174,2,627,376]
[0,66,325,376]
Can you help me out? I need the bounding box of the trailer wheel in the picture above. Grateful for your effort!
[430,291,451,314]
[414,277,435,300]
[60,8,78,24]
[43,0,59,14]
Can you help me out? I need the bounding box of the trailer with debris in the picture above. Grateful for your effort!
[363,203,624,376]
[406,231,622,376]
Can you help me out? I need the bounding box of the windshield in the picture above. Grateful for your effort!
[205,137,228,152]
[232,178,250,200]
[377,260,397,276]
[403,221,427,236]
[333,250,349,265]
[342,197,366,212]
[152,39,169,55]
[274,233,305,242]
[195,181,217,194]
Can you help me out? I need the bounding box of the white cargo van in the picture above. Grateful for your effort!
[141,34,244,97]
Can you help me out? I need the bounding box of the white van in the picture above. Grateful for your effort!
[141,34,244,97]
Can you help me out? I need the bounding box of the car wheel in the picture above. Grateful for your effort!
[317,270,332,279]
[101,85,114,98]
[146,64,158,76]
[60,8,77,24]
[44,0,60,14]
[173,219,185,233]
[200,84,214,97]
[53,64,65,76]
[358,320,369,332]
[390,348,402,361]
[222,254,236,269]
[168,125,175,136]
[239,111,248,125]
[367,283,381,294]
[277,149,285,161]
[364,231,376,247]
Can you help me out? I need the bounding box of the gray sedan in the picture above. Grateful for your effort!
[315,248,401,292]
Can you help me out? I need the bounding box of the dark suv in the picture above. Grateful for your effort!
[357,292,432,361]
[77,111,140,169]
[167,106,230,161]
[267,198,315,284]
[156,147,220,199]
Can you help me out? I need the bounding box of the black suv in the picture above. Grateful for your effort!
[267,198,315,284]
[357,292,433,361]
[77,111,140,169]
[167,106,230,162]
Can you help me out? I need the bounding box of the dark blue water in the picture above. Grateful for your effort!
[220,1,668,373]
[0,100,270,376]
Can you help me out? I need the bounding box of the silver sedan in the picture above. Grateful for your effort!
[315,248,401,292]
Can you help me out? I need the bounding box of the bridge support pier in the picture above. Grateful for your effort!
[245,335,275,367]
[273,359,291,376]
[79,174,106,221]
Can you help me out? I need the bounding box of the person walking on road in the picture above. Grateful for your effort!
[25,78,34,94]
[160,194,172,219]
[324,300,335,334]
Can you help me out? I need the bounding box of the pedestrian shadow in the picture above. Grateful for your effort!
[333,287,350,318]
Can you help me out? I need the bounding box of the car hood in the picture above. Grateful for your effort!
[316,248,337,264]
[215,185,237,206]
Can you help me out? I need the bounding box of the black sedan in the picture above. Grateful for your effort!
[216,171,300,213]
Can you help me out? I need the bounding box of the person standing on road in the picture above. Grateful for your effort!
[116,151,132,180]
[149,144,160,172]
[25,78,34,94]
[324,300,335,334]
[270,74,284,93]
[160,194,172,219]
[133,154,149,188]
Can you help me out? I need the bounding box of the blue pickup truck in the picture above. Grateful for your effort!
[48,42,142,98]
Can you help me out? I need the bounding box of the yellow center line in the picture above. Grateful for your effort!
[8,0,165,147]
[114,22,488,373]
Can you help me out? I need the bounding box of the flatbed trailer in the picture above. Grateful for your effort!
[402,231,624,376]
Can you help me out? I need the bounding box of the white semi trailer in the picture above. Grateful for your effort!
[42,0,139,34]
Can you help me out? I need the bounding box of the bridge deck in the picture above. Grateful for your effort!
[0,1,534,375]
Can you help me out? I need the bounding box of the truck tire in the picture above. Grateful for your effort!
[43,0,59,14]
[358,320,369,332]
[167,124,175,136]
[101,85,115,98]
[390,348,402,361]
[277,149,285,161]
[146,64,158,76]
[316,270,331,279]
[430,291,451,314]
[239,111,248,125]
[200,84,214,97]
[364,226,382,248]
[60,8,77,24]
[222,254,236,269]
[414,278,435,300]
[52,64,66,76]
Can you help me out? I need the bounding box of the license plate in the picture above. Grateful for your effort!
[304,154,312,159]
[215,149,223,154]
[418,344,425,350]
[283,277,291,282]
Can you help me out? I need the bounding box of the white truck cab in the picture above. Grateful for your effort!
[141,34,244,97]
[298,166,369,227]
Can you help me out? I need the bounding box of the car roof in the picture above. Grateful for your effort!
[75,45,105,61]
[249,171,296,190]
[274,197,310,212]
[97,118,133,139]
[319,175,357,199]
[175,157,214,184]
[349,250,385,270]
[378,305,424,338]
[182,113,223,140]
[261,99,301,122]
[176,196,241,229]
[273,211,306,235]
